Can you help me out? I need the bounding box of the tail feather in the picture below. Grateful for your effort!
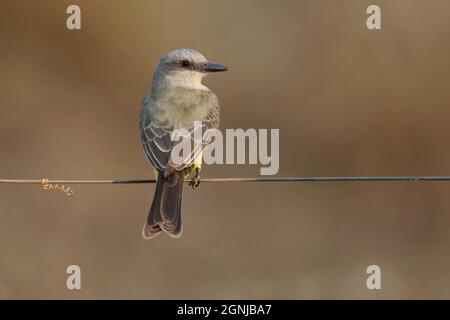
[161,173,184,222]
[148,173,164,225]
[160,184,183,237]
[143,170,184,239]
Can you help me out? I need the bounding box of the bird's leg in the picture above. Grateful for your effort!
[188,152,203,189]
[189,168,201,189]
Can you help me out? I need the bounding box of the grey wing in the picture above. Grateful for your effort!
[140,103,173,170]
[203,100,220,137]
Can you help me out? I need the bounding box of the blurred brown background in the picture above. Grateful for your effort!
[1,0,450,299]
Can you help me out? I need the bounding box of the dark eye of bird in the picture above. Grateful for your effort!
[180,60,190,67]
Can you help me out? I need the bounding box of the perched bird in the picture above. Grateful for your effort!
[139,49,227,239]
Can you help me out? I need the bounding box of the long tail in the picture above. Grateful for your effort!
[143,171,184,239]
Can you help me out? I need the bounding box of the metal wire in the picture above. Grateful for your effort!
[2,176,450,185]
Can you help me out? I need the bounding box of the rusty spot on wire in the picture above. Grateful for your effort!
[40,178,74,196]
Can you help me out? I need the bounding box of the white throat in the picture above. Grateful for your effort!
[162,71,207,90]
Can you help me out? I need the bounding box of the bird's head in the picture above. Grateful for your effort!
[153,48,228,89]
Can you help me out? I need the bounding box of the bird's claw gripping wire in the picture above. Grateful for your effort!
[189,169,201,189]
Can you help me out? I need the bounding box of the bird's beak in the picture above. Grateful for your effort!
[202,61,228,72]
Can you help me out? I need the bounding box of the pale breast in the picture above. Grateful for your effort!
[149,87,217,129]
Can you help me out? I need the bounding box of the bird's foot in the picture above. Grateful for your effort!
[189,169,201,189]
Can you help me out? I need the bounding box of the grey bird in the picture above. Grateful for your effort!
[139,49,227,239]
